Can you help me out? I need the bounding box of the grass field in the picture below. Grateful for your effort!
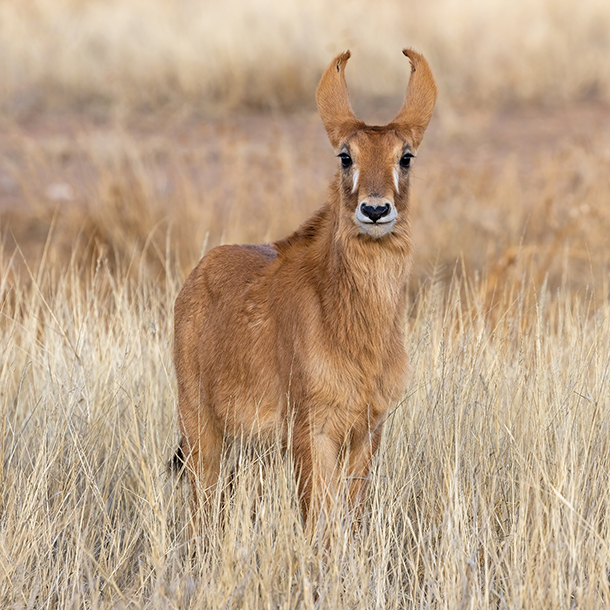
[2,0,610,607]
[1,0,610,114]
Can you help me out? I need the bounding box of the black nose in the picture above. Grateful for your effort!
[360,204,390,223]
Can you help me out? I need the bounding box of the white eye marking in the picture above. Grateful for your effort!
[352,169,359,194]
[393,168,400,193]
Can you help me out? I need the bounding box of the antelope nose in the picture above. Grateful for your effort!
[360,203,390,223]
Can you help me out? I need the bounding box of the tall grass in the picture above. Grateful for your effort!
[3,108,610,296]
[2,241,610,607]
[1,0,610,114]
[2,7,610,599]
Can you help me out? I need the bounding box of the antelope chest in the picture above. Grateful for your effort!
[301,335,408,428]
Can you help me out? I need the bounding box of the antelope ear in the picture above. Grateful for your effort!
[388,49,437,148]
[316,51,364,149]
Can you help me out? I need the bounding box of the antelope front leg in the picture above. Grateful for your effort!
[347,425,383,515]
[293,426,341,533]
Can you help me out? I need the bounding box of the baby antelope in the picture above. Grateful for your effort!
[173,48,437,528]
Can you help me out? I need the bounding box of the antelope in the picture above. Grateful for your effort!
[173,49,437,527]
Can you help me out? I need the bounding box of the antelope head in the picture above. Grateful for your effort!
[316,49,437,239]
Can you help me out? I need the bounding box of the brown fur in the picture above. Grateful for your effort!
[173,48,437,525]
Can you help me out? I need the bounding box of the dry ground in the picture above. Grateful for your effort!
[1,100,610,608]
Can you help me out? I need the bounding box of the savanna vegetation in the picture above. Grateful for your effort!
[1,0,610,607]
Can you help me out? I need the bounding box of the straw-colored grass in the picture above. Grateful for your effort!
[1,107,610,605]
[3,232,610,607]
[3,104,610,296]
[2,2,610,602]
[1,0,610,114]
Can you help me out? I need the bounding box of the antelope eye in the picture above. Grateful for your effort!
[338,153,352,169]
[400,153,414,169]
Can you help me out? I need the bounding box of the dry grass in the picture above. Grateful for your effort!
[2,107,610,606]
[2,2,610,605]
[1,0,610,115]
[3,103,610,297]
[3,232,610,607]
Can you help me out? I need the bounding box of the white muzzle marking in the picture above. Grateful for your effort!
[354,199,397,238]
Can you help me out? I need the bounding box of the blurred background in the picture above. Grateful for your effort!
[1,0,610,296]
[2,0,610,112]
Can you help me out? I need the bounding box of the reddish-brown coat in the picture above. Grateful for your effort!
[174,48,437,524]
